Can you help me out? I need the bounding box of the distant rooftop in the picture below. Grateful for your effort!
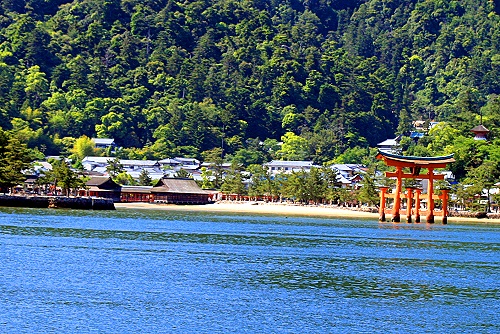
[264,160,314,167]
[92,138,115,145]
[410,132,424,139]
[174,157,200,165]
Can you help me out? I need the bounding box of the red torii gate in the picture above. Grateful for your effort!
[376,150,455,224]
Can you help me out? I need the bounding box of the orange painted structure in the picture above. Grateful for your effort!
[376,151,455,224]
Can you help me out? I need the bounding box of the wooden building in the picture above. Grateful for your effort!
[84,176,211,204]
[120,186,153,203]
[84,176,121,202]
[151,177,210,204]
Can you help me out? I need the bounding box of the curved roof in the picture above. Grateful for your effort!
[152,177,210,194]
[376,150,455,167]
[471,124,489,133]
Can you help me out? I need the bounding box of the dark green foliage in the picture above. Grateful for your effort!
[0,128,34,189]
[106,157,123,179]
[41,158,85,196]
[221,162,246,196]
[357,170,379,206]
[175,169,192,179]
[0,0,497,166]
[201,147,224,188]
[138,169,153,186]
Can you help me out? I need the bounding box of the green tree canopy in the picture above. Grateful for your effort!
[71,135,95,160]
[0,129,34,190]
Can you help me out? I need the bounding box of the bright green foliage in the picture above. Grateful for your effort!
[71,135,95,160]
[333,147,371,165]
[277,132,309,161]
[96,112,128,142]
[230,147,266,167]
[24,65,49,109]
[200,167,214,189]
[426,122,461,154]
[114,171,136,186]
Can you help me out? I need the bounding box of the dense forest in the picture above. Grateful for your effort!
[0,0,499,174]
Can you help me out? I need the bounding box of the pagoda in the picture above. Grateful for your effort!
[470,124,490,141]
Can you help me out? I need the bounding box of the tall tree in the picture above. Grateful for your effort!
[138,169,153,186]
[202,147,224,189]
[45,159,86,196]
[357,171,379,206]
[462,161,500,212]
[221,162,246,196]
[0,129,34,191]
[71,135,95,160]
[106,157,124,179]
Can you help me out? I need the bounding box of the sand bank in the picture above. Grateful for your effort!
[115,202,500,225]
[116,202,378,218]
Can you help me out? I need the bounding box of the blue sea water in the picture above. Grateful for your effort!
[0,207,499,333]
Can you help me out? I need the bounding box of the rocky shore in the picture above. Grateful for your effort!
[449,210,500,220]
[0,195,115,210]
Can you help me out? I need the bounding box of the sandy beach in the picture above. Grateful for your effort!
[115,201,500,225]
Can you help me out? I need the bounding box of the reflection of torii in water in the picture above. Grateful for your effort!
[376,150,455,224]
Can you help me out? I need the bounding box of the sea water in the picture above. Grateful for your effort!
[0,207,498,333]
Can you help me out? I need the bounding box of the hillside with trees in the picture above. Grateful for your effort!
[0,0,499,177]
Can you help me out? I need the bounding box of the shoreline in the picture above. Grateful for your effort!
[0,194,115,210]
[115,202,500,225]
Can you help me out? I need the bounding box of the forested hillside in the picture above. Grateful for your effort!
[0,0,499,166]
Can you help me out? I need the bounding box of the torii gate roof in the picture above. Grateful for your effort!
[376,150,455,168]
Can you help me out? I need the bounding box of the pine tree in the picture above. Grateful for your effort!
[138,169,153,186]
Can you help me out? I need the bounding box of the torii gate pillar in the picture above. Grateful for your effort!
[406,187,414,223]
[379,187,389,222]
[415,188,422,223]
[426,168,435,224]
[391,167,403,222]
[376,150,455,224]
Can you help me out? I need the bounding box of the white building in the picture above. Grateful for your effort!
[82,156,114,171]
[377,138,400,153]
[158,158,182,171]
[174,157,200,167]
[120,160,160,172]
[264,160,318,175]
[92,138,117,150]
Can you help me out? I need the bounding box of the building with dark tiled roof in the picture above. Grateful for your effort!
[151,177,210,204]
[85,176,121,202]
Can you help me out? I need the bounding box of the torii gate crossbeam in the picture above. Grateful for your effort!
[376,150,455,224]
